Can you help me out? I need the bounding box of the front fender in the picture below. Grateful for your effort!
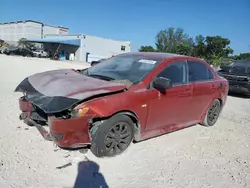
[77,92,149,138]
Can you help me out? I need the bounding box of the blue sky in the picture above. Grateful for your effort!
[1,0,250,54]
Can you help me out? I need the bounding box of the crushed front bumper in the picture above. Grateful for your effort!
[48,115,93,149]
[18,97,94,149]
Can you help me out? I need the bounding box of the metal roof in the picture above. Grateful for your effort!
[0,20,68,29]
[26,38,80,46]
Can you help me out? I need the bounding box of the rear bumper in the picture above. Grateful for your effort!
[18,97,93,149]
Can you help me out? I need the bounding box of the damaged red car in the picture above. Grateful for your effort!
[15,52,229,158]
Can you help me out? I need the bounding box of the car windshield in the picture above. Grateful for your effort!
[86,54,162,84]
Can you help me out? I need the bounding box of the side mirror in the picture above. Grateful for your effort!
[152,77,173,93]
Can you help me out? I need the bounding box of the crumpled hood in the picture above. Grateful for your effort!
[15,69,126,113]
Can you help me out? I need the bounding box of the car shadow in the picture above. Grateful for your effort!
[228,92,250,99]
[73,159,109,188]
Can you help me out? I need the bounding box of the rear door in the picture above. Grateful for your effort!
[187,60,216,120]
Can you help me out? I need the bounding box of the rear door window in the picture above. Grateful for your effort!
[188,61,214,82]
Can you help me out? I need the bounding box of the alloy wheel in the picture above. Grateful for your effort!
[208,101,221,125]
[104,123,132,156]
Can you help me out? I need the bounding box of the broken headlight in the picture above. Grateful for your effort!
[71,107,89,118]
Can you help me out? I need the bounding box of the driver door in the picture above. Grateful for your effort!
[145,60,193,132]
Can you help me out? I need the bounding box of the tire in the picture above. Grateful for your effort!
[91,62,97,66]
[10,52,15,56]
[202,99,221,127]
[90,114,134,158]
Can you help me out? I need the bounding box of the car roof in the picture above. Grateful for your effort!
[122,52,203,61]
[127,52,183,59]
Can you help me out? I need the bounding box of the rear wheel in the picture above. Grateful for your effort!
[202,99,221,126]
[90,114,134,158]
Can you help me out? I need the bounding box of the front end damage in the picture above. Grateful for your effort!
[18,96,97,148]
[15,69,127,149]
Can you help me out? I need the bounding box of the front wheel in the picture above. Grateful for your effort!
[90,114,134,158]
[202,99,221,126]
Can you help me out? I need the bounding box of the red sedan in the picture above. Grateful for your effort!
[15,52,229,158]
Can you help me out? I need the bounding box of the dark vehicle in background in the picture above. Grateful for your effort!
[0,46,7,54]
[1,45,14,54]
[5,47,34,57]
[217,60,250,95]
[15,52,229,158]
[91,58,106,66]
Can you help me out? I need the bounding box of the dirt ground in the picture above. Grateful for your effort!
[0,54,250,188]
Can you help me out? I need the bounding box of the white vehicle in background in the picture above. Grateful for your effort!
[33,50,48,58]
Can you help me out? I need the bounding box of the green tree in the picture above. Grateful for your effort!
[204,36,233,65]
[176,43,193,56]
[155,27,193,54]
[192,35,206,58]
[18,38,35,50]
[139,45,156,52]
[232,53,250,60]
[205,36,233,58]
[138,27,235,67]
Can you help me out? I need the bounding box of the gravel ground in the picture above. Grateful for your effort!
[0,54,250,188]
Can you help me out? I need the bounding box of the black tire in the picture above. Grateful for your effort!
[202,99,221,127]
[91,62,97,66]
[38,54,41,58]
[90,114,134,158]
[10,52,15,56]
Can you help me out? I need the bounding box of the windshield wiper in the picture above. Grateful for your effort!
[87,74,115,81]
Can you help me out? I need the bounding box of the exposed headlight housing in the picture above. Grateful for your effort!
[71,107,89,118]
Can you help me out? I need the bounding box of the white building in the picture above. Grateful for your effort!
[0,20,68,44]
[0,20,131,62]
[28,34,131,62]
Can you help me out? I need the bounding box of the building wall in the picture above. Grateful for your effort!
[43,34,84,61]
[44,34,81,40]
[0,20,68,45]
[43,43,79,60]
[0,21,42,44]
[42,34,131,62]
[43,25,69,36]
[82,35,131,62]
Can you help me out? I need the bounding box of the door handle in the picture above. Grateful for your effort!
[177,89,191,97]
